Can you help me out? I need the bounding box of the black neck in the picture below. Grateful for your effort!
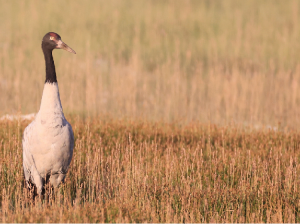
[43,47,57,83]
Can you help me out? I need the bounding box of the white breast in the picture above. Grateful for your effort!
[22,82,74,194]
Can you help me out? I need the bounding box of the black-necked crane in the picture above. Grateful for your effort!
[22,32,76,195]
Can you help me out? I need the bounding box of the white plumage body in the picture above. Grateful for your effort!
[22,82,74,194]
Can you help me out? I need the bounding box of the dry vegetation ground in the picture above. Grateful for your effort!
[1,117,300,222]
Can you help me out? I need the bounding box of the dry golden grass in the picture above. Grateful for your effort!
[2,1,300,223]
[1,117,300,222]
[1,1,300,127]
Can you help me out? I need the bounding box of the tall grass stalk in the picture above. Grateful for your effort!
[0,117,300,222]
[1,1,300,127]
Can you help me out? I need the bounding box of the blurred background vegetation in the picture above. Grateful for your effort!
[1,0,300,128]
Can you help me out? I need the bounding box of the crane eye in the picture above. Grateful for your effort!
[50,36,54,40]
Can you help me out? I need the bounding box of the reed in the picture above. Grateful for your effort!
[0,117,300,222]
[1,0,300,128]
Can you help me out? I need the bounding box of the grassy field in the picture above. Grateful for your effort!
[1,117,300,222]
[1,0,300,127]
[2,0,300,223]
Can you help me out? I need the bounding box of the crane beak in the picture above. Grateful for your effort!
[56,40,76,54]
